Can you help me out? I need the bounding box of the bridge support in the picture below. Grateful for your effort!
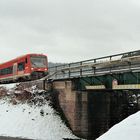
[52,80,89,138]
[48,79,140,139]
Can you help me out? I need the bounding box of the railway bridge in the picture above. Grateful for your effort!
[41,50,140,139]
[48,50,140,91]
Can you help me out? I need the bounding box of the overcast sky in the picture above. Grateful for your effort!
[0,0,140,63]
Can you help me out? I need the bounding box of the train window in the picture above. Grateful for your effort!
[7,66,13,74]
[0,66,13,75]
[18,62,25,71]
[31,56,47,68]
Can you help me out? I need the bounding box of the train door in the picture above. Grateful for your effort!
[13,63,17,77]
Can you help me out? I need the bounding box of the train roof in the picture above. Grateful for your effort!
[0,53,47,66]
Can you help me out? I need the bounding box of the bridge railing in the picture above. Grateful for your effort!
[48,50,140,79]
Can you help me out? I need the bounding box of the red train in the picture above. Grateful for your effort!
[0,54,48,83]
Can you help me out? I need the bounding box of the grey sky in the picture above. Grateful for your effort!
[0,0,140,63]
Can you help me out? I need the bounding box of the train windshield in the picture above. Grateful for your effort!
[30,56,47,68]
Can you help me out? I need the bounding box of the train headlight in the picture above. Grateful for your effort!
[31,68,34,70]
[45,68,48,71]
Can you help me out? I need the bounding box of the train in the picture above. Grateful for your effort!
[0,54,48,83]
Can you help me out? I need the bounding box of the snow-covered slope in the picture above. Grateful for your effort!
[97,111,140,140]
[0,83,78,140]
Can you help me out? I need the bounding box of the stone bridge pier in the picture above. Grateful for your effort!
[52,80,89,138]
[48,80,140,139]
[48,80,109,139]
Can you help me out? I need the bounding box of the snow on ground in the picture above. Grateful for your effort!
[97,111,140,140]
[0,83,17,89]
[0,83,78,140]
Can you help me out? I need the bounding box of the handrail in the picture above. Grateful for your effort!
[48,50,140,80]
[49,50,140,68]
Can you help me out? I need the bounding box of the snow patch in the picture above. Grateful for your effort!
[0,99,77,140]
[0,83,78,140]
[0,83,17,90]
[97,111,140,140]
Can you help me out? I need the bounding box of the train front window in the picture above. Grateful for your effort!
[18,62,25,71]
[30,56,47,68]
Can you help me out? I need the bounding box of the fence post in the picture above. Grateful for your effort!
[69,64,71,78]
[80,62,82,76]
[55,66,57,79]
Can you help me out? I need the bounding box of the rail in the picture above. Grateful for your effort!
[48,50,140,80]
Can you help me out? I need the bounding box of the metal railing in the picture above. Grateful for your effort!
[48,50,140,79]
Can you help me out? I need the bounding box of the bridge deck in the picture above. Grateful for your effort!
[46,50,140,90]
